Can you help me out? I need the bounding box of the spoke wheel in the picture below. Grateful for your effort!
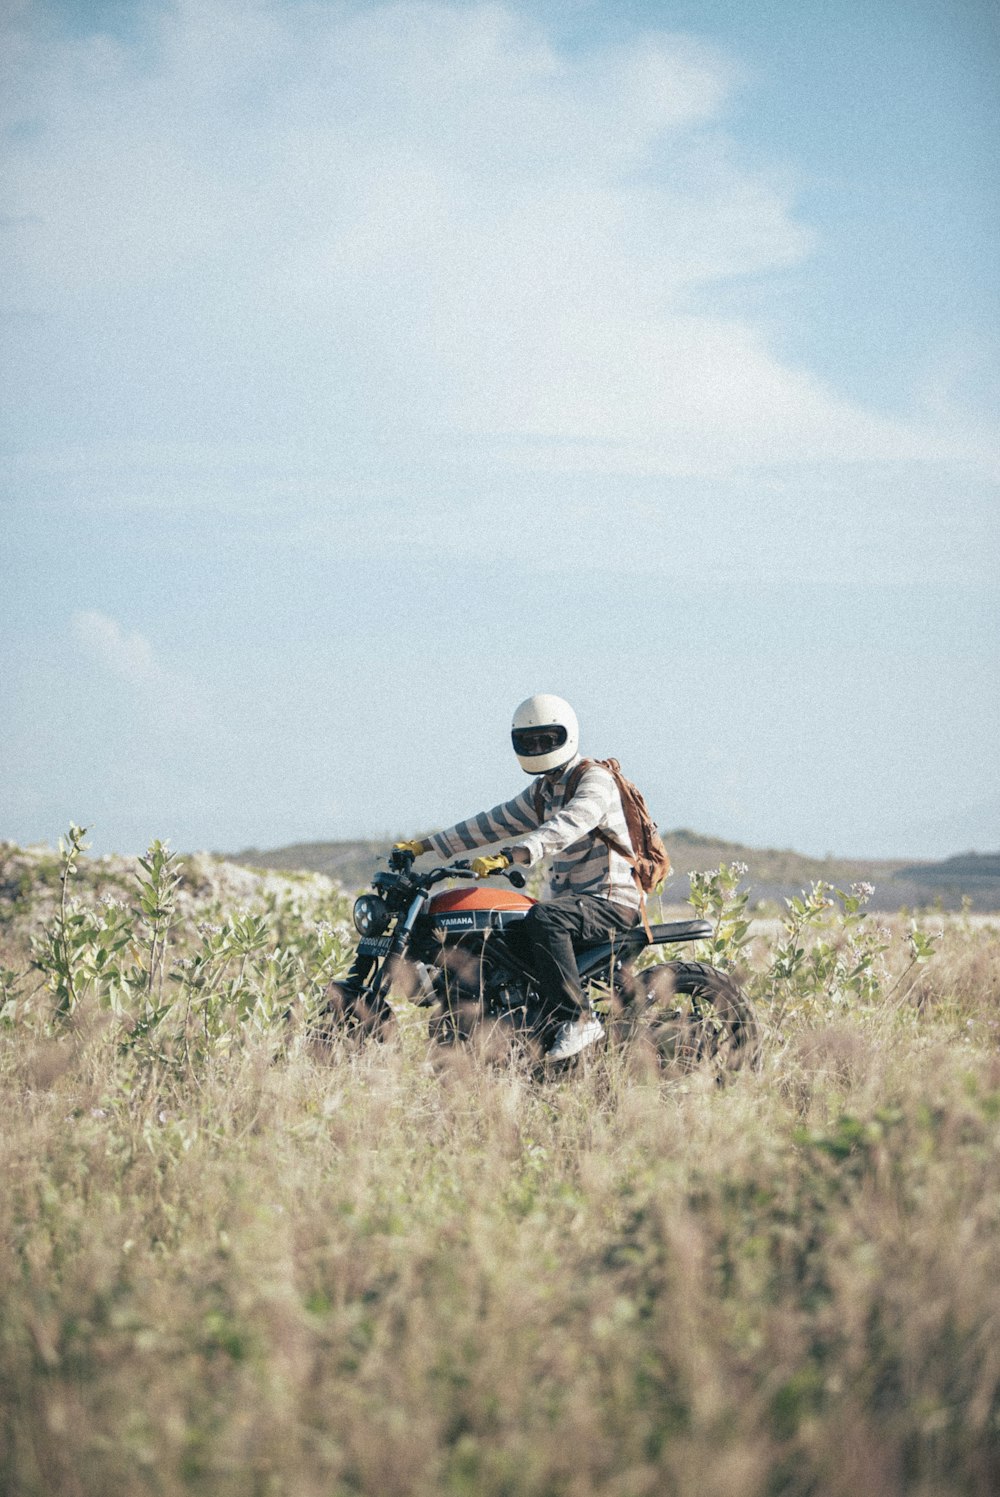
[614,960,760,1077]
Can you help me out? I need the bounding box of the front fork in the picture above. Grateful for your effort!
[345,890,428,1004]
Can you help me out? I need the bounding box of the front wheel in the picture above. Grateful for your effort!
[313,978,396,1044]
[614,960,760,1077]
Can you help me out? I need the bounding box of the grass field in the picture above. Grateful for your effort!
[1,836,999,1496]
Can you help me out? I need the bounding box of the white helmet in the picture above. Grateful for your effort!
[511,694,579,775]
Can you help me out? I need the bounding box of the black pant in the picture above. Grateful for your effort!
[507,893,642,1021]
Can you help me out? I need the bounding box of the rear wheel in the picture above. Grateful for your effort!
[613,960,760,1077]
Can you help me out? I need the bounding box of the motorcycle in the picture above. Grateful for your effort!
[317,847,760,1074]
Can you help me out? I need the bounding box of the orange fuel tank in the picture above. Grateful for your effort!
[428,886,535,914]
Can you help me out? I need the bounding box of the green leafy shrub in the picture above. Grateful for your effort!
[686,862,940,1040]
[22,828,353,1067]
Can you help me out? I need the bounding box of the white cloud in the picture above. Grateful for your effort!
[1,0,994,485]
[71,610,162,688]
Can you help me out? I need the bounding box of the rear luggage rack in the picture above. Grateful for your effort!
[648,919,712,945]
[575,917,714,968]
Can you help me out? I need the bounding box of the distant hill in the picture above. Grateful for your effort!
[891,852,1000,904]
[227,831,1000,910]
[228,839,387,892]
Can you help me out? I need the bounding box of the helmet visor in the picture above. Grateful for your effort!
[511,724,568,759]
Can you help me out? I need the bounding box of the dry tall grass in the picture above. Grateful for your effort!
[2,1002,998,1494]
[2,848,999,1495]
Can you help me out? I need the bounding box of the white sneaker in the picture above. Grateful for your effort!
[546,1015,604,1061]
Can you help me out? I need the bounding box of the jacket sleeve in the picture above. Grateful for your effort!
[427,786,540,860]
[514,767,619,866]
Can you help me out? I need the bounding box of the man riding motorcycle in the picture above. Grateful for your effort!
[395,694,644,1061]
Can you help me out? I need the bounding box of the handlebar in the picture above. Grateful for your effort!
[387,847,526,888]
[434,859,526,888]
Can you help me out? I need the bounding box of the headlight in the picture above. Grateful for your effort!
[353,894,391,937]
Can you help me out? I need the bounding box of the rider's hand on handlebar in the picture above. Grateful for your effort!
[471,853,510,878]
[394,839,430,858]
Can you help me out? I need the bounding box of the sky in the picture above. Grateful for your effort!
[2,0,998,862]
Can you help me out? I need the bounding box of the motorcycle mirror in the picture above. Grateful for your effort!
[506,868,527,888]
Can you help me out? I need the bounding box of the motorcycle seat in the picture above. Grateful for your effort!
[578,918,712,954]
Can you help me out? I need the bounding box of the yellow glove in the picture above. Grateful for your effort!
[472,853,510,878]
[394,839,430,857]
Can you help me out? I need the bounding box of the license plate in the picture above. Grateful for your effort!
[358,935,394,957]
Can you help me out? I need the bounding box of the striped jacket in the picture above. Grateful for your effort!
[427,755,641,912]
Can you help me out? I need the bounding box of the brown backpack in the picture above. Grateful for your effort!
[533,758,672,932]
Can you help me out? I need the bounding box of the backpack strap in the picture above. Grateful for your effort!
[533,758,591,823]
[563,759,654,940]
[565,758,592,800]
[597,836,653,940]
